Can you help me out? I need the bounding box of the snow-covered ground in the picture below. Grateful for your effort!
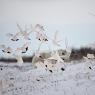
[0,59,95,95]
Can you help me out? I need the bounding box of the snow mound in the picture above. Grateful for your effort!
[0,60,95,95]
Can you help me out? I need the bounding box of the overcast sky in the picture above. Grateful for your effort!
[0,0,95,56]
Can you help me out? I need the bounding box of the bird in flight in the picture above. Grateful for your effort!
[16,42,30,53]
[0,45,13,54]
[6,32,20,41]
[33,24,48,42]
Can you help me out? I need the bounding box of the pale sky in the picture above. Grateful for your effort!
[0,0,95,56]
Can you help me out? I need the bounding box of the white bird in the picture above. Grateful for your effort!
[0,45,12,54]
[32,24,48,42]
[43,52,65,72]
[36,32,48,42]
[16,42,30,53]
[6,32,20,41]
[17,24,31,40]
[51,31,62,46]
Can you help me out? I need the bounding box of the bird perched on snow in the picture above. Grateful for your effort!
[0,45,12,54]
[17,24,32,40]
[6,32,20,41]
[16,42,30,53]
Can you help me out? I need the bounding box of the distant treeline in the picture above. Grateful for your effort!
[0,56,33,63]
[70,47,95,60]
[0,47,95,63]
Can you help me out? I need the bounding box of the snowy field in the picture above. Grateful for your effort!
[0,60,95,95]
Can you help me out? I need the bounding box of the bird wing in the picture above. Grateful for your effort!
[35,32,42,40]
[54,31,58,41]
[24,24,30,32]
[13,32,20,38]
[65,37,68,49]
[0,45,5,49]
[35,24,44,33]
[22,42,30,49]
[55,51,64,63]
[17,23,23,33]
[34,42,43,57]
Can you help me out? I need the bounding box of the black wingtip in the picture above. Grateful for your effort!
[61,67,65,71]
[11,39,19,41]
[49,70,53,73]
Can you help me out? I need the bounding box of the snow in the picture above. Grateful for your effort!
[0,60,95,95]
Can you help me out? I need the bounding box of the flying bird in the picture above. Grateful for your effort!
[43,52,64,72]
[0,45,12,54]
[16,42,30,53]
[6,32,20,41]
[36,32,48,42]
[32,24,48,42]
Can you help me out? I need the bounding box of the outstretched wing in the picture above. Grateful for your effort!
[54,31,58,41]
[65,37,68,49]
[22,42,30,48]
[34,42,43,57]
[24,24,30,32]
[0,44,5,49]
[35,24,44,33]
